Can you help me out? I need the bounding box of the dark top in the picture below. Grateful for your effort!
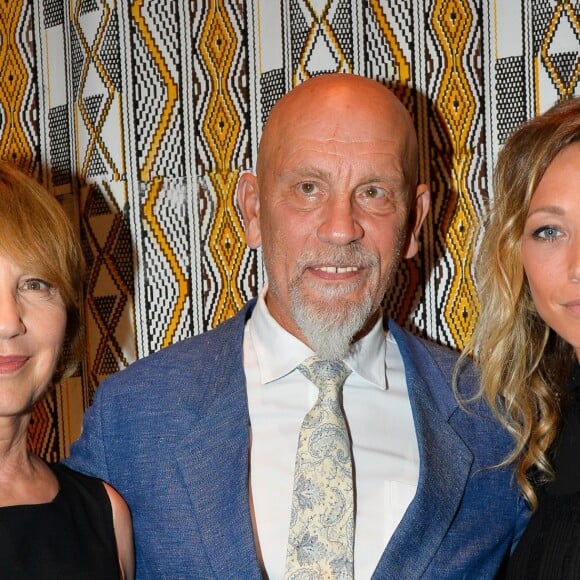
[507,365,580,579]
[0,462,120,579]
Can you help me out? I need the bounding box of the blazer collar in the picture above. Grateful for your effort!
[373,322,474,577]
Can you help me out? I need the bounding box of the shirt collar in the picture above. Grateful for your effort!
[248,286,387,390]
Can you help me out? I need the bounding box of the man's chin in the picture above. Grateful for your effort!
[299,300,360,326]
[293,299,376,358]
[301,285,368,310]
[303,280,364,298]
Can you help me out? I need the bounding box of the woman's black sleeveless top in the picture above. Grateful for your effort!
[0,463,120,579]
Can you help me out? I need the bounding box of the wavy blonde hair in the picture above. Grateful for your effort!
[461,97,580,510]
[0,163,85,380]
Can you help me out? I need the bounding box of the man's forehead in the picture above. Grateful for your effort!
[258,79,417,182]
[268,129,412,175]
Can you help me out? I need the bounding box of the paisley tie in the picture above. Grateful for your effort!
[285,356,354,579]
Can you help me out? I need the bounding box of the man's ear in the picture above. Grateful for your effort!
[404,183,430,259]
[237,171,262,249]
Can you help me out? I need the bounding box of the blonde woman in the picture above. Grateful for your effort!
[0,164,134,579]
[463,97,580,577]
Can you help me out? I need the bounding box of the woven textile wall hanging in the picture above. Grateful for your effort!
[0,0,578,460]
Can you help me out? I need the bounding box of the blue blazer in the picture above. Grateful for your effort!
[66,301,528,579]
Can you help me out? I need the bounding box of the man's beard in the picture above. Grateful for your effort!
[288,244,401,361]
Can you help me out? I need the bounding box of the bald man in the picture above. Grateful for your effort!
[66,74,528,579]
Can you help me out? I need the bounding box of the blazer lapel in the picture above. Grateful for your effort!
[176,391,262,578]
[176,302,262,578]
[373,324,473,578]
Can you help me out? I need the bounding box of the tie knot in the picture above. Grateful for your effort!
[296,355,351,396]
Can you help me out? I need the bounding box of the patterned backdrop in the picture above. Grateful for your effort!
[0,0,579,460]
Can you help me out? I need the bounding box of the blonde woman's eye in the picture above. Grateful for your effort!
[532,226,561,240]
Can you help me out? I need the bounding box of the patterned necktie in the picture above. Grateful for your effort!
[285,356,354,579]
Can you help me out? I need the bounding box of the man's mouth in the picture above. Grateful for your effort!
[314,266,360,274]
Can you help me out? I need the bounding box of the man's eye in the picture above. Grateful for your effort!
[299,182,317,195]
[365,186,381,198]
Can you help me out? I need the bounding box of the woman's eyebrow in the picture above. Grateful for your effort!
[526,205,565,217]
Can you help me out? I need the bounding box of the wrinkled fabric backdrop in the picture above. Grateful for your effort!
[0,0,578,460]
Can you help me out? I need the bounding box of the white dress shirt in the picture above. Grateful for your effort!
[245,289,420,579]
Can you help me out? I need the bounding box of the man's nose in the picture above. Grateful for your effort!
[316,196,363,245]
